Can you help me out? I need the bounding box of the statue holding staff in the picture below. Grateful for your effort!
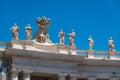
[25,24,32,40]
[88,35,94,50]
[59,29,65,45]
[10,23,19,40]
[68,29,75,46]
[108,37,115,51]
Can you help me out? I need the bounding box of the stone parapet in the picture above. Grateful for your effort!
[10,39,77,55]
[6,48,83,61]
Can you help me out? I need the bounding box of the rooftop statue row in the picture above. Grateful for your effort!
[10,23,32,40]
[87,36,115,51]
[59,29,75,46]
[10,23,75,46]
[10,17,115,51]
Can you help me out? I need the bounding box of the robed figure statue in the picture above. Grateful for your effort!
[25,24,32,40]
[10,23,19,40]
[68,29,75,46]
[59,29,65,45]
[108,37,115,51]
[88,36,94,50]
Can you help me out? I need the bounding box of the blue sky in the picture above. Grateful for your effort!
[1,0,120,50]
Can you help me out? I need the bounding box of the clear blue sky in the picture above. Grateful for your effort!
[1,0,120,50]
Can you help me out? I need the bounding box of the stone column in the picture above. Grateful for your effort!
[87,77,96,80]
[11,69,20,80]
[70,74,77,80]
[11,73,18,80]
[110,78,119,80]
[23,70,32,80]
[2,74,6,80]
[58,73,66,80]
[23,74,30,80]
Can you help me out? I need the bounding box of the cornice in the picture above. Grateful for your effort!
[5,48,84,62]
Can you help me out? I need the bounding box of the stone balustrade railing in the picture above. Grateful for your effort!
[0,42,9,51]
[77,50,120,59]
[1,41,120,59]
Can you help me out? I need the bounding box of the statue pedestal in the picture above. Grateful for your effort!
[10,40,77,55]
[87,50,94,58]
[108,51,115,59]
[58,45,77,55]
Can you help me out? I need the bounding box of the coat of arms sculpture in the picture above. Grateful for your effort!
[34,16,51,43]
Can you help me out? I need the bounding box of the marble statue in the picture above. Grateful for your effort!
[59,29,65,45]
[36,16,50,35]
[88,36,94,50]
[45,34,51,43]
[25,24,32,40]
[108,37,115,51]
[10,23,19,40]
[35,16,51,43]
[68,29,75,46]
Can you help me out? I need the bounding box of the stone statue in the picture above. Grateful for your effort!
[25,24,32,40]
[59,29,65,45]
[68,29,75,46]
[45,34,51,43]
[36,16,50,35]
[35,16,51,43]
[108,37,115,51]
[88,36,94,50]
[10,23,19,40]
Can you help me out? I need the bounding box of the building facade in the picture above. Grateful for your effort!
[0,17,120,80]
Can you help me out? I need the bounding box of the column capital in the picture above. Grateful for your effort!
[58,73,67,80]
[87,77,96,80]
[23,70,33,74]
[58,73,67,77]
[11,69,20,80]
[11,69,21,74]
[70,74,77,80]
[70,74,77,78]
[110,78,119,80]
[23,70,33,80]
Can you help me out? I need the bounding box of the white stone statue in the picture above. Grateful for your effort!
[59,29,65,45]
[25,24,32,40]
[10,23,19,40]
[35,16,50,43]
[68,29,75,46]
[45,34,52,43]
[108,37,115,51]
[88,36,94,50]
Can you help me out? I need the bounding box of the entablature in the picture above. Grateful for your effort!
[5,48,83,62]
[78,58,120,66]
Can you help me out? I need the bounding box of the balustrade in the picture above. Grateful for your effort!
[77,50,120,59]
[0,42,8,51]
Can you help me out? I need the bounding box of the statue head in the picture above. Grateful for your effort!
[36,17,41,24]
[109,37,112,40]
[25,24,32,30]
[43,16,46,20]
[89,35,92,38]
[37,17,41,20]
[27,24,30,26]
[47,18,50,24]
[71,29,74,32]
[60,29,63,32]
[14,23,17,27]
